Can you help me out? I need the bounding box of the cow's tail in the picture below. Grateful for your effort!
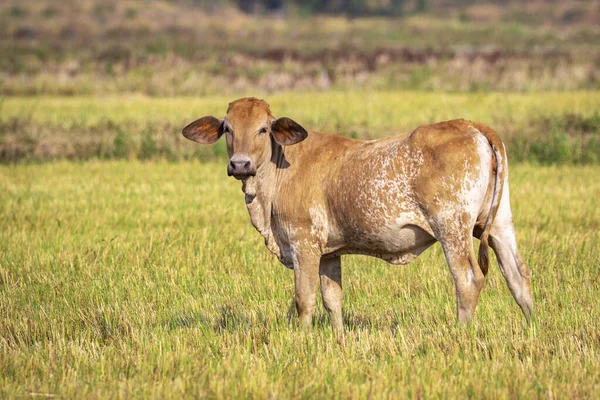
[474,123,507,276]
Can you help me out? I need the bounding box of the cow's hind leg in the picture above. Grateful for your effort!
[319,256,343,334]
[438,228,486,324]
[489,222,534,322]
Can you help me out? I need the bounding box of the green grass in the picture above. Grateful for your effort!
[1,161,599,398]
[2,91,600,163]
[4,92,599,129]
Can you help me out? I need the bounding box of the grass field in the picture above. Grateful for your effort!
[1,90,599,397]
[2,91,600,163]
[1,159,599,398]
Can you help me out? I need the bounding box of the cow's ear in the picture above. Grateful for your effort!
[271,117,308,146]
[182,116,224,144]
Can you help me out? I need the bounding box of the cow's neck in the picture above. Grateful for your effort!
[240,142,285,259]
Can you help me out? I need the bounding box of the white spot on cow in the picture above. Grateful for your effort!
[467,269,474,285]
[309,204,329,246]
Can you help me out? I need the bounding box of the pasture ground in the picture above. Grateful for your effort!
[1,157,599,397]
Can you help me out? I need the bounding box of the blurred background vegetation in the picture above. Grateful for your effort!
[1,0,599,95]
[0,0,599,163]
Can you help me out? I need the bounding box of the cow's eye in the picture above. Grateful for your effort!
[258,127,268,135]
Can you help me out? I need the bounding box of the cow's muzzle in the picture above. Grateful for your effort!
[227,154,256,179]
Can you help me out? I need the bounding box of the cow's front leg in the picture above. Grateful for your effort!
[293,249,320,329]
[320,256,343,334]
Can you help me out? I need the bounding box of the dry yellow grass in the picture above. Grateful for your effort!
[1,161,599,398]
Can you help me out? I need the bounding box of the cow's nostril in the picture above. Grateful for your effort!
[230,160,251,172]
[228,156,254,177]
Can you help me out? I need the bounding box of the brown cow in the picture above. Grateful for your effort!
[182,97,534,333]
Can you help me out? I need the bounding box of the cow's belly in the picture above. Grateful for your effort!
[326,223,437,265]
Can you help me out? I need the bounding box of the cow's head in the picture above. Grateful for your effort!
[182,98,307,179]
